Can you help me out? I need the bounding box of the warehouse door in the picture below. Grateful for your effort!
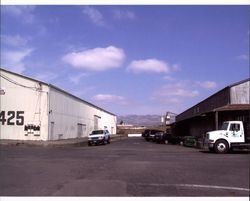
[94,115,101,130]
[77,123,86,138]
[50,122,55,140]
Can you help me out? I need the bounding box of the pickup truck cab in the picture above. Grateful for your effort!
[88,129,111,146]
[206,121,250,153]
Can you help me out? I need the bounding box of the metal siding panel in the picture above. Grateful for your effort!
[230,81,250,104]
[49,87,116,140]
[0,70,49,140]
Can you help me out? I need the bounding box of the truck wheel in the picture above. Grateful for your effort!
[88,142,92,146]
[164,140,169,144]
[214,140,229,154]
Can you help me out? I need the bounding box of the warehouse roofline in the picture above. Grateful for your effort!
[176,78,250,122]
[49,84,116,116]
[0,68,116,116]
[0,67,49,86]
[213,104,250,112]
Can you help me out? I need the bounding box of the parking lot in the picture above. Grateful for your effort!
[0,137,249,196]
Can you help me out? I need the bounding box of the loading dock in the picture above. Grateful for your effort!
[175,79,250,139]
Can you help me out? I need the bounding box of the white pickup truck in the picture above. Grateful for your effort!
[206,121,250,153]
[88,129,111,146]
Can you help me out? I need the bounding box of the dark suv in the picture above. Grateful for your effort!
[154,132,184,145]
[142,129,163,141]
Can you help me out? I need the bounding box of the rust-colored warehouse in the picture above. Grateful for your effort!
[175,79,250,138]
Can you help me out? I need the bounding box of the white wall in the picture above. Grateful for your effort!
[230,81,250,104]
[0,70,49,140]
[49,87,116,140]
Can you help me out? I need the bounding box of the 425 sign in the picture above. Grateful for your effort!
[0,111,25,126]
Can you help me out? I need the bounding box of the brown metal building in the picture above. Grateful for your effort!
[175,79,250,138]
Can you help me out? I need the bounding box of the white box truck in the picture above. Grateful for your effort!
[206,121,250,153]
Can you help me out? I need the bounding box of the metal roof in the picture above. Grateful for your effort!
[228,78,250,88]
[0,68,116,116]
[213,104,250,112]
[176,78,250,122]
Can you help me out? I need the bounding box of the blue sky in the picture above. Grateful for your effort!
[1,5,249,115]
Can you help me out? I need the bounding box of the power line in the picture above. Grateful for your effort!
[0,73,40,91]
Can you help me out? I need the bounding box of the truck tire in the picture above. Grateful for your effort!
[214,140,229,154]
[164,140,169,144]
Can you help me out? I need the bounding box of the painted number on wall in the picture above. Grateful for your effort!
[0,111,24,126]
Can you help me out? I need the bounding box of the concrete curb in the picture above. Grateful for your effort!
[0,134,127,148]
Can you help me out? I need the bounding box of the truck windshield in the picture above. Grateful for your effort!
[221,122,229,130]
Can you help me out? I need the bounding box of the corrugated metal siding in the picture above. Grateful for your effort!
[0,70,49,140]
[1,68,117,141]
[49,87,116,140]
[230,81,250,104]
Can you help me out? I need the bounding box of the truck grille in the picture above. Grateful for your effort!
[91,137,99,140]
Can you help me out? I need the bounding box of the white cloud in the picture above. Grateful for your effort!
[160,84,199,98]
[1,34,33,74]
[237,54,249,61]
[72,86,96,97]
[152,81,199,105]
[69,73,89,85]
[197,81,217,90]
[93,94,125,102]
[62,46,125,71]
[172,64,181,71]
[127,59,170,74]
[1,34,29,47]
[113,9,136,20]
[3,5,36,24]
[92,94,127,105]
[33,72,58,83]
[1,49,33,74]
[163,75,176,81]
[82,6,106,27]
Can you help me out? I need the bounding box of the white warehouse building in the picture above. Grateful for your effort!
[0,68,117,141]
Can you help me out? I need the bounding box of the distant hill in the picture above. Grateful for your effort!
[117,114,162,126]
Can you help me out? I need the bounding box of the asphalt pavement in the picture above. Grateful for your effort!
[0,137,249,196]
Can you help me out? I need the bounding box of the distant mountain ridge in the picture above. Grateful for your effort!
[117,114,162,126]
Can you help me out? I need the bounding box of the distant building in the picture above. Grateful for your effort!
[175,79,250,138]
[162,111,177,125]
[0,68,117,141]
